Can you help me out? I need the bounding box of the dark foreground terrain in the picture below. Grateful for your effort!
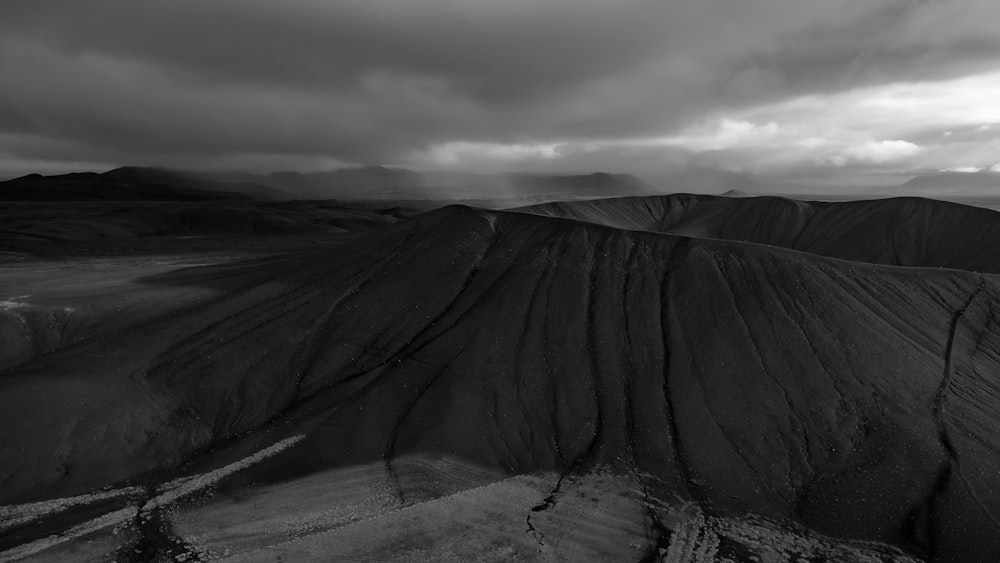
[2,193,1000,562]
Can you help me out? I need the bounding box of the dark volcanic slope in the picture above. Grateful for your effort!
[519,194,1000,273]
[2,207,1000,561]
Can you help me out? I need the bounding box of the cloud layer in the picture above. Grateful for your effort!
[2,0,1000,184]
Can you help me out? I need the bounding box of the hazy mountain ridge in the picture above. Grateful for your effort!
[0,165,655,203]
[207,166,656,201]
[103,167,297,201]
[13,164,1000,207]
[0,170,262,203]
[898,171,1000,195]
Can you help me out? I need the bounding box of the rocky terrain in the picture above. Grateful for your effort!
[2,195,1000,561]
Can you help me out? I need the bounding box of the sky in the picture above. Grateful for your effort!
[1,0,1000,188]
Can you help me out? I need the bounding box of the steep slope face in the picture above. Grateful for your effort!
[1,207,999,561]
[519,194,1000,273]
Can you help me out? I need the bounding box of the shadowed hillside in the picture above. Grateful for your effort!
[0,168,291,202]
[518,194,1000,273]
[2,205,999,561]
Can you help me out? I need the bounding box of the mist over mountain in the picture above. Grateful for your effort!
[896,171,1000,196]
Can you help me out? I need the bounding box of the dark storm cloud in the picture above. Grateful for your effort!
[1,0,1000,177]
[2,1,668,103]
[727,6,1000,97]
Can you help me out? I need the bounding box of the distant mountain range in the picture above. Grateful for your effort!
[0,166,656,203]
[6,164,999,204]
[895,170,1000,195]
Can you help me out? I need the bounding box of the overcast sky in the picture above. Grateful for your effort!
[2,0,999,186]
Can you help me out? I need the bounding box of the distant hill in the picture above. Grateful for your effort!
[497,171,650,195]
[897,171,1000,195]
[105,167,296,201]
[0,168,290,202]
[652,167,800,195]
